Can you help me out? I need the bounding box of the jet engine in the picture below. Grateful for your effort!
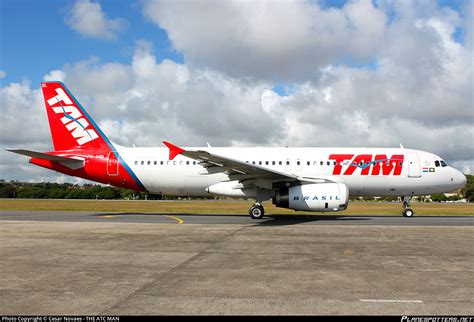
[273,183,349,212]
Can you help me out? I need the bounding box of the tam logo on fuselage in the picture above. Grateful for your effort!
[329,154,404,176]
[47,88,99,145]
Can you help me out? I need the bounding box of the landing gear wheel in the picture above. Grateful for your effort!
[249,204,265,219]
[401,196,415,217]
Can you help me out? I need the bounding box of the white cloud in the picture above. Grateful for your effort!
[0,70,6,78]
[43,70,66,82]
[143,0,387,81]
[66,0,127,40]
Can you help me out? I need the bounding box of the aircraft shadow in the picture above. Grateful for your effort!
[252,215,370,226]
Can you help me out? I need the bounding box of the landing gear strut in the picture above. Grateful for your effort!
[401,196,414,217]
[249,203,265,219]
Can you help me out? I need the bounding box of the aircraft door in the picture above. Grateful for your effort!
[407,151,421,178]
[107,151,119,176]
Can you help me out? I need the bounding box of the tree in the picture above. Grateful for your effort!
[0,182,15,198]
[460,174,474,202]
[431,193,448,202]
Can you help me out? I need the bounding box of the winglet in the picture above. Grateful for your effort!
[163,141,185,160]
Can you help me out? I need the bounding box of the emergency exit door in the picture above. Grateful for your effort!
[407,151,421,178]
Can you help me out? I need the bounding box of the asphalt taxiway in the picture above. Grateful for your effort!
[1,211,473,315]
[1,210,474,226]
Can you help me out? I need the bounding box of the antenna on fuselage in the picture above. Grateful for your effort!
[400,143,405,149]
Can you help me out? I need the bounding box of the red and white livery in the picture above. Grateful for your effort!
[9,82,467,219]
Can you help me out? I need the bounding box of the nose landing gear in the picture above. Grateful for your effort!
[402,196,415,217]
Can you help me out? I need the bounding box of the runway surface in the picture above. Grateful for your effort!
[1,210,473,226]
[1,210,473,315]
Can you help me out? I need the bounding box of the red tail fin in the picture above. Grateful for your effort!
[41,82,111,151]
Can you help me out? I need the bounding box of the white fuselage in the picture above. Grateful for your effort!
[116,146,465,197]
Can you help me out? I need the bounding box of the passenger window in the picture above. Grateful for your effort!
[327,161,330,166]
[279,161,282,165]
[286,161,290,165]
[252,161,255,164]
[160,161,164,165]
[259,161,262,165]
[334,161,336,166]
[134,161,138,165]
[265,161,269,165]
[186,161,190,165]
[193,161,196,165]
[297,161,301,166]
[272,161,276,165]
[435,161,440,167]
[320,161,324,166]
[154,161,157,165]
[307,161,310,166]
[141,161,144,165]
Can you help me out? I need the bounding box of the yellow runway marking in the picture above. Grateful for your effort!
[164,215,184,224]
[98,215,115,218]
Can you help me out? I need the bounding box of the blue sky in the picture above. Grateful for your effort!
[0,0,182,86]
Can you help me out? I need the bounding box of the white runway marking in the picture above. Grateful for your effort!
[360,299,423,303]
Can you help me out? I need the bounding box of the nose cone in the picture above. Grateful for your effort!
[459,171,467,186]
[451,169,467,190]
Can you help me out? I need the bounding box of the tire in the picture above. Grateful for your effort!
[249,204,265,219]
[403,208,414,217]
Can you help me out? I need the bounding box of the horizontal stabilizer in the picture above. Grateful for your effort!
[7,149,84,169]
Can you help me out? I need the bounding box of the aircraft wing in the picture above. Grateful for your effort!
[163,142,334,186]
[7,149,85,170]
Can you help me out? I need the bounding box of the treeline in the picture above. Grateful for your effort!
[1,174,473,202]
[0,181,159,200]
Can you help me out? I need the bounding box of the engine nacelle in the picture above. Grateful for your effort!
[273,183,349,212]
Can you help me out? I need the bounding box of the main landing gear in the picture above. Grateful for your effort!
[249,203,265,219]
[401,196,415,217]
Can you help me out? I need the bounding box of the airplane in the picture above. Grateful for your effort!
[8,82,467,219]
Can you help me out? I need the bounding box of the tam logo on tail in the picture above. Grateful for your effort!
[46,87,99,146]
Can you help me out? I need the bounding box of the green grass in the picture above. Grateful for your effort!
[1,199,473,216]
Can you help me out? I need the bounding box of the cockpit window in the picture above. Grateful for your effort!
[440,160,448,167]
[435,160,440,167]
